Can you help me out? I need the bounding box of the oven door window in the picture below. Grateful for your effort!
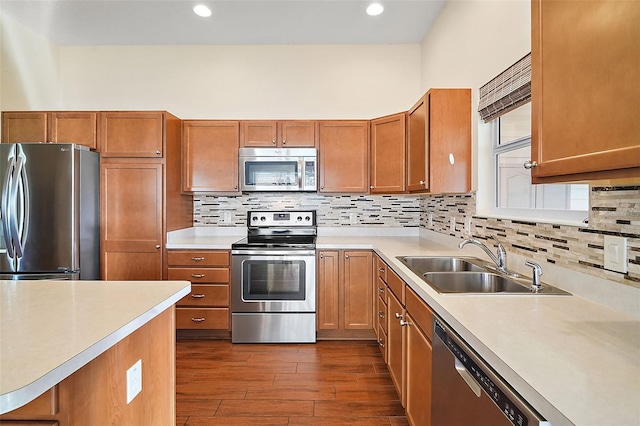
[245,160,299,187]
[242,259,305,301]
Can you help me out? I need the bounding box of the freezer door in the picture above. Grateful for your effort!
[14,143,79,273]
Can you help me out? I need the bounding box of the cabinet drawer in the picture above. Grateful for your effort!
[168,267,229,283]
[387,269,405,304]
[375,277,387,300]
[176,284,229,307]
[0,387,58,418]
[176,308,230,330]
[375,256,388,282]
[377,324,388,363]
[377,294,388,333]
[167,250,230,267]
[0,422,58,426]
[406,287,433,341]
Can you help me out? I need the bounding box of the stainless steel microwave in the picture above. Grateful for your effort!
[239,148,317,192]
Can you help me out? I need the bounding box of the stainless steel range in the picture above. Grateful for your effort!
[231,210,317,343]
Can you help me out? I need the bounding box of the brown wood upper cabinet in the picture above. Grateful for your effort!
[240,120,317,147]
[99,111,165,157]
[407,89,471,194]
[370,113,406,193]
[318,120,369,193]
[182,120,240,193]
[2,111,98,150]
[531,0,640,183]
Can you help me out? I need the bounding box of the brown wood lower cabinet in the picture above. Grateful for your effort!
[0,308,175,425]
[387,289,406,407]
[316,250,374,339]
[167,250,231,335]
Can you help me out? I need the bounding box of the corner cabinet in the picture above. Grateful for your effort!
[100,111,192,281]
[316,250,374,339]
[531,0,640,183]
[2,111,98,150]
[182,120,240,193]
[370,113,406,193]
[407,89,471,193]
[318,121,369,193]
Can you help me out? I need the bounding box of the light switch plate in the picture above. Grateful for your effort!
[450,217,456,233]
[428,213,433,228]
[126,359,142,404]
[603,235,628,273]
[464,217,472,235]
[349,212,358,224]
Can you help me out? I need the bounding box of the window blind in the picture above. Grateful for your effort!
[478,53,531,123]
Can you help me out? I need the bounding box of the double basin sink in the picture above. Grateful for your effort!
[396,256,570,295]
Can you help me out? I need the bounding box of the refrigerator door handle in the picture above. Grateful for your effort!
[9,155,25,258]
[1,156,16,259]
[16,154,30,257]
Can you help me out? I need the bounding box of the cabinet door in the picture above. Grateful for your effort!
[101,161,163,280]
[387,290,405,405]
[370,113,406,193]
[240,121,278,147]
[318,121,369,193]
[49,112,98,150]
[182,121,239,192]
[429,89,471,193]
[405,312,432,426]
[317,250,340,330]
[407,97,428,192]
[99,112,164,157]
[342,250,373,330]
[279,121,317,147]
[531,0,640,183]
[1,112,47,143]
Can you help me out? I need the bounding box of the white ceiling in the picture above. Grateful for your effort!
[0,0,446,46]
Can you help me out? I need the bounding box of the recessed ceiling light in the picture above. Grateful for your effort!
[193,4,212,18]
[366,3,384,16]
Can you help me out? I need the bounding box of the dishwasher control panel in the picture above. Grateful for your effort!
[434,319,537,426]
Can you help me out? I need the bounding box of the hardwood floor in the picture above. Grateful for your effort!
[176,340,408,425]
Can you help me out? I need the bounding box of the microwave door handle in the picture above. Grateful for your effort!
[1,156,15,259]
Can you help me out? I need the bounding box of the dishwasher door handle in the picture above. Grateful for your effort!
[455,358,482,397]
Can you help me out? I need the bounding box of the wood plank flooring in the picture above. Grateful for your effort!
[176,340,408,425]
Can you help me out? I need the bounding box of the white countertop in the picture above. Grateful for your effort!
[0,279,191,414]
[168,226,640,426]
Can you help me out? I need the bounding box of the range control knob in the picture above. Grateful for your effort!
[297,216,303,221]
[260,216,266,221]
[305,216,311,221]
[252,216,258,221]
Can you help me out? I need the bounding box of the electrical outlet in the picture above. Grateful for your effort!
[450,217,456,233]
[222,211,231,224]
[604,235,628,273]
[349,212,358,224]
[126,359,142,404]
[464,217,472,235]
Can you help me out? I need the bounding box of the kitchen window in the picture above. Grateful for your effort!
[492,102,589,221]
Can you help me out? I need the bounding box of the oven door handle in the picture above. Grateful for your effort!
[232,249,316,256]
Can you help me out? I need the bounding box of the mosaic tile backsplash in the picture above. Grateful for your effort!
[193,186,640,289]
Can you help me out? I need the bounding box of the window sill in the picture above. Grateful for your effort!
[479,208,589,228]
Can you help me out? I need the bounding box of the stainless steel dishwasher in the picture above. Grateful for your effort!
[432,315,550,426]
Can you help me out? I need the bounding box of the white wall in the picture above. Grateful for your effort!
[54,44,421,120]
[0,14,61,111]
[419,0,531,207]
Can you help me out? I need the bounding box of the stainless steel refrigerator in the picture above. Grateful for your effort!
[0,143,100,280]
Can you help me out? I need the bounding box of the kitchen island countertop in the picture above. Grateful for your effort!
[167,226,640,426]
[0,279,191,414]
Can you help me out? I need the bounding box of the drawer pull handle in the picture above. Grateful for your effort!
[378,267,385,273]
[378,311,385,319]
[378,339,385,348]
[395,312,403,319]
[378,287,384,294]
[191,294,206,299]
[191,257,205,261]
[191,273,205,278]
[400,320,411,327]
[191,317,206,322]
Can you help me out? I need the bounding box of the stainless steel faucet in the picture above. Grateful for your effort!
[458,235,515,276]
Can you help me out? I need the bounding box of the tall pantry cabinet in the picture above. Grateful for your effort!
[100,112,192,280]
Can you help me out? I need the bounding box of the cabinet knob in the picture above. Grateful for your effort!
[378,339,385,348]
[191,317,206,322]
[524,160,538,169]
[155,150,161,155]
[272,140,276,145]
[378,311,385,319]
[234,185,238,190]
[378,267,385,273]
[378,287,384,293]
[345,254,349,259]
[319,254,324,259]
[282,140,286,145]
[370,185,374,189]
[400,319,411,327]
[419,180,425,185]
[155,244,161,249]
[395,312,403,319]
